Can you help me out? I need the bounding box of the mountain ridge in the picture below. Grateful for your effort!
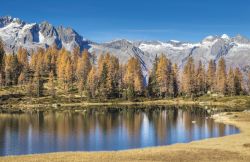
[1,16,250,77]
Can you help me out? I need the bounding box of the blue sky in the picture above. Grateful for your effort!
[0,0,250,42]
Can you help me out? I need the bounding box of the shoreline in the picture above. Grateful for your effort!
[1,96,250,112]
[0,112,250,161]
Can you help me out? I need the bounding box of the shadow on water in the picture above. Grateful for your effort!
[0,105,239,156]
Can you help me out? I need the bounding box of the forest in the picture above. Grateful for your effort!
[0,40,249,101]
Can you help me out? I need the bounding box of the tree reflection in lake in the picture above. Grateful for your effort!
[0,106,239,156]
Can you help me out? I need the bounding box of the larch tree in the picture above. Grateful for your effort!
[156,55,172,98]
[206,59,216,92]
[57,48,70,90]
[48,71,56,98]
[148,55,159,98]
[216,58,227,95]
[87,66,98,98]
[234,67,243,95]
[170,63,179,97]
[65,59,74,93]
[0,39,5,86]
[106,54,120,98]
[33,67,44,97]
[124,57,144,100]
[76,49,91,96]
[227,67,235,96]
[17,47,29,85]
[182,57,196,98]
[196,61,206,95]
[248,72,250,95]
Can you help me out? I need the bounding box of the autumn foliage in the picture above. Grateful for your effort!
[0,40,249,100]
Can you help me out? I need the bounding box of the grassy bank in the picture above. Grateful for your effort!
[1,86,250,112]
[0,111,250,162]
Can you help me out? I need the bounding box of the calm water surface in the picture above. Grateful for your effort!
[0,106,239,156]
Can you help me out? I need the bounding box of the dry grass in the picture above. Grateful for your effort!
[1,112,250,162]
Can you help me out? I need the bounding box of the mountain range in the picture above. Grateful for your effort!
[1,16,250,78]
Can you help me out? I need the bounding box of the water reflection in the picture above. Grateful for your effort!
[0,106,239,156]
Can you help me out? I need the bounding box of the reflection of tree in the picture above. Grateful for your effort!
[0,107,233,155]
[122,110,143,138]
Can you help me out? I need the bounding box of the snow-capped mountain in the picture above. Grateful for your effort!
[0,16,90,52]
[1,16,250,77]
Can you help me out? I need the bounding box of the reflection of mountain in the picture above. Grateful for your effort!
[0,107,239,155]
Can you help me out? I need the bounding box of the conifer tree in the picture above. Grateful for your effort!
[76,49,91,95]
[182,57,196,98]
[170,63,179,97]
[148,55,159,97]
[248,72,250,95]
[234,67,243,95]
[98,62,108,100]
[124,57,144,100]
[48,71,56,98]
[196,61,206,95]
[206,59,216,92]
[65,59,74,92]
[33,68,44,97]
[156,55,172,98]
[227,67,235,96]
[216,58,227,95]
[87,66,98,98]
[0,39,5,81]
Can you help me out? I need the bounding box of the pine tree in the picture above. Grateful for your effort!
[207,59,216,92]
[216,58,227,95]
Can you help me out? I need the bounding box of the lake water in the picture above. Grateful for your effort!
[0,106,239,156]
